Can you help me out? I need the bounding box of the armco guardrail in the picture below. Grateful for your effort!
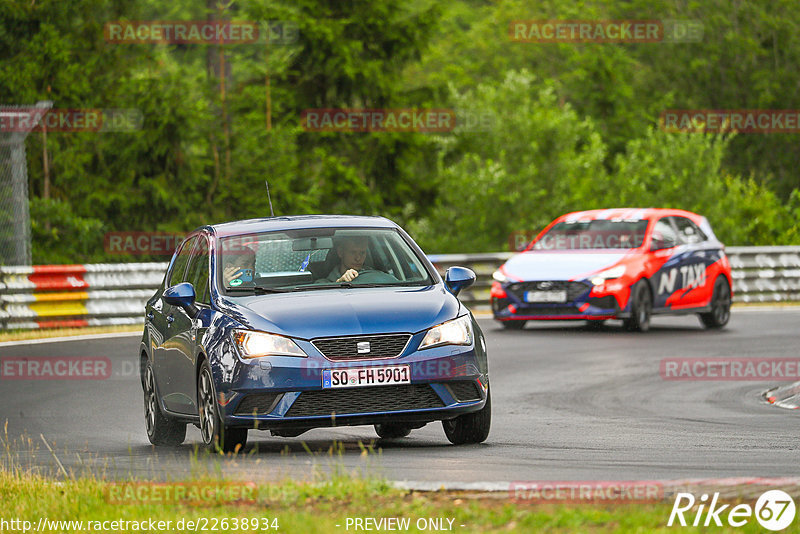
[726,246,800,303]
[0,247,798,329]
[0,263,168,329]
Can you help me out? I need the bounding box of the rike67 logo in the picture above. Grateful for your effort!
[668,490,796,531]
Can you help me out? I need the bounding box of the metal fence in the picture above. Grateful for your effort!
[0,102,52,266]
[0,247,798,329]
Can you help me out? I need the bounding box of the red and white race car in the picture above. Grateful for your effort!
[491,208,733,331]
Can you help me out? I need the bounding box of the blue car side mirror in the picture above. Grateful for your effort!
[444,266,476,297]
[163,282,199,318]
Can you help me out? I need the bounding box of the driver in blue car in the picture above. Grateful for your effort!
[324,235,402,284]
[326,235,369,283]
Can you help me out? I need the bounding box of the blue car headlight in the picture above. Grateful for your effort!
[419,315,473,350]
[232,329,307,358]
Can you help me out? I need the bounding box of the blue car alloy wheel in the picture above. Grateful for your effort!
[140,215,491,452]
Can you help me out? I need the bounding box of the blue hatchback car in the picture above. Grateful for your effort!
[140,215,490,451]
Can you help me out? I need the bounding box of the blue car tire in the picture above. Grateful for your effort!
[442,388,491,445]
[198,360,248,453]
[143,360,186,446]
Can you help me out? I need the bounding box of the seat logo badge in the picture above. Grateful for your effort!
[357,342,371,354]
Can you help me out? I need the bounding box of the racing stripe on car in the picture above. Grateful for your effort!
[664,256,727,308]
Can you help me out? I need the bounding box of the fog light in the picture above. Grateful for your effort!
[490,281,507,299]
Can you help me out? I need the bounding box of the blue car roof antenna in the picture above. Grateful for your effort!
[265,180,275,217]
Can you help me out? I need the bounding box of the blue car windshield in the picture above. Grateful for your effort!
[533,220,649,250]
[218,228,433,291]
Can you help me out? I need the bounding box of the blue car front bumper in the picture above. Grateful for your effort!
[213,335,488,430]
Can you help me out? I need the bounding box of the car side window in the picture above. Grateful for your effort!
[672,216,707,245]
[368,236,391,275]
[168,236,197,288]
[374,235,404,280]
[651,218,679,250]
[185,235,210,305]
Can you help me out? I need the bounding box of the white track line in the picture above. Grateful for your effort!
[732,305,800,312]
[393,477,800,492]
[0,331,140,347]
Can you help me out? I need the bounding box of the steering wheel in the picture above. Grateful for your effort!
[351,269,399,284]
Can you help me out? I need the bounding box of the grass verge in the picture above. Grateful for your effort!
[0,470,790,533]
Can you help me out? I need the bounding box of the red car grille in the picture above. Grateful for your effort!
[507,281,592,301]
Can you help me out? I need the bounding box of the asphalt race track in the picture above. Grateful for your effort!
[1,309,798,485]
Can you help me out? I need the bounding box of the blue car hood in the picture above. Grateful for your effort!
[502,251,630,281]
[219,285,460,339]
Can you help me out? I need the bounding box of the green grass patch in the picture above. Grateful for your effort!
[1,469,793,533]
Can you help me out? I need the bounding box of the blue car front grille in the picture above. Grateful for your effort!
[311,334,411,361]
[285,384,444,417]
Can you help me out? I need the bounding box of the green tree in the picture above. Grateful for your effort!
[409,70,607,252]
[611,128,792,245]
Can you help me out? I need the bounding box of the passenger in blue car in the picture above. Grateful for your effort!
[223,245,256,287]
[326,235,369,283]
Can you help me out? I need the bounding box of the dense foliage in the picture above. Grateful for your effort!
[1,0,798,262]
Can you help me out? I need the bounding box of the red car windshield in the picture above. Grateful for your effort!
[532,220,649,250]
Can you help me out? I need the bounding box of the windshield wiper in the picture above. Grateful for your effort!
[228,282,426,294]
[291,282,409,291]
[226,286,292,294]
[295,282,354,291]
